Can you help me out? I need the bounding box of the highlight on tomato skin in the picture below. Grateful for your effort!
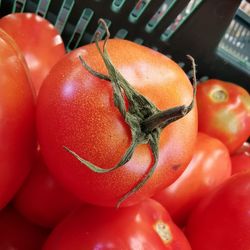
[0,28,36,209]
[196,79,250,154]
[36,37,198,207]
[14,151,81,229]
[153,132,232,226]
[0,12,66,96]
[43,199,192,250]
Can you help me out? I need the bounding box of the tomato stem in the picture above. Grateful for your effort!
[64,19,197,207]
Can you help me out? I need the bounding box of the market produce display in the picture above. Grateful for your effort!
[0,12,250,250]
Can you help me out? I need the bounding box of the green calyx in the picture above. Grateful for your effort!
[64,19,197,207]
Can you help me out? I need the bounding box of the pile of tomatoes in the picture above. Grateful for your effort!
[0,12,250,250]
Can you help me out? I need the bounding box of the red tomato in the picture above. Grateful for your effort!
[196,79,250,153]
[43,199,191,250]
[37,38,197,207]
[185,171,250,250]
[0,29,35,208]
[14,151,81,228]
[231,142,250,174]
[0,207,48,250]
[0,13,65,96]
[153,132,231,225]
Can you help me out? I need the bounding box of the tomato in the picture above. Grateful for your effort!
[14,151,81,228]
[231,142,250,174]
[196,79,250,153]
[43,199,191,250]
[185,171,250,250]
[0,206,48,250]
[37,37,197,207]
[0,13,66,96]
[0,29,35,208]
[153,132,231,225]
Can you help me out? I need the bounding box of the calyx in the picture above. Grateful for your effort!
[64,19,197,207]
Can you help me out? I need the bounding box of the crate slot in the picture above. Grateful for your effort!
[36,0,51,17]
[114,28,128,39]
[12,0,26,12]
[134,37,144,44]
[129,0,151,23]
[55,0,75,34]
[145,0,177,33]
[66,8,94,51]
[111,0,126,13]
[161,0,203,41]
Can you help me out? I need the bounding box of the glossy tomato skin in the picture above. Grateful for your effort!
[0,207,48,250]
[14,151,81,228]
[0,13,65,96]
[231,142,250,174]
[186,171,250,250]
[43,199,191,250]
[0,29,35,208]
[153,132,231,225]
[196,79,250,154]
[37,39,197,207]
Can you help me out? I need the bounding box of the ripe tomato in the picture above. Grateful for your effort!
[0,29,35,208]
[43,199,191,250]
[0,13,65,96]
[0,206,48,250]
[185,171,250,250]
[37,38,197,207]
[14,151,81,228]
[196,79,250,153]
[231,142,250,174]
[153,132,231,225]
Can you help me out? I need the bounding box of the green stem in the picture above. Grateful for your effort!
[64,19,197,207]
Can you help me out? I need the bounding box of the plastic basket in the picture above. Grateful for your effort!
[0,0,249,90]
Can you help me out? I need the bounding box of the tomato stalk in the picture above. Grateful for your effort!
[64,19,197,207]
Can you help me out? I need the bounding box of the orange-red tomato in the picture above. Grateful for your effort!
[0,13,65,96]
[196,79,250,153]
[14,151,81,228]
[153,132,231,225]
[37,39,197,207]
[0,29,35,208]
[43,199,191,250]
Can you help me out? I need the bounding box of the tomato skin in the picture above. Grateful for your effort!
[196,79,250,153]
[231,142,250,174]
[37,39,197,207]
[186,171,250,250]
[153,132,231,225]
[0,29,35,208]
[0,13,65,96]
[43,199,191,250]
[0,207,48,250]
[14,151,81,228]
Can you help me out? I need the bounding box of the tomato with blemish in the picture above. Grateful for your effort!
[43,199,191,250]
[196,79,250,153]
[37,38,197,207]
